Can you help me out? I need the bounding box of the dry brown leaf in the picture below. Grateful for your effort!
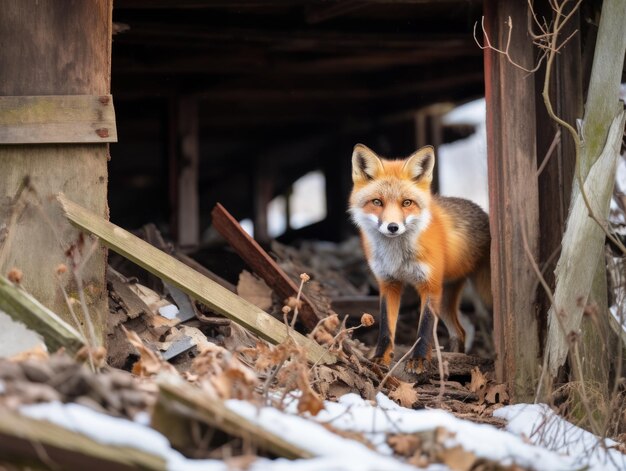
[123,327,177,377]
[438,445,477,471]
[387,434,422,457]
[237,270,273,311]
[191,343,258,400]
[468,367,487,393]
[485,383,509,404]
[389,381,419,408]
[9,345,49,362]
[297,386,324,416]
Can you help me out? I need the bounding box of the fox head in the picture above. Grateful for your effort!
[349,144,434,238]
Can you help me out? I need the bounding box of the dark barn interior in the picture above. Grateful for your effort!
[110,0,485,246]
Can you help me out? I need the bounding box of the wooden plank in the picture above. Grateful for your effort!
[154,375,314,460]
[211,203,322,331]
[0,409,165,470]
[0,0,112,344]
[0,274,84,354]
[58,194,335,365]
[0,95,117,144]
[484,0,541,401]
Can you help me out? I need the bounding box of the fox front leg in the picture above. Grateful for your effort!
[404,303,434,375]
[372,281,403,367]
[405,291,441,376]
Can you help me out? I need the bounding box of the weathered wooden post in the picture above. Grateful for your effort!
[0,0,114,343]
[483,0,541,401]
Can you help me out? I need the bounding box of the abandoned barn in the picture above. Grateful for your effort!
[1,0,625,413]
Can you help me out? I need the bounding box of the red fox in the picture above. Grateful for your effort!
[349,144,491,374]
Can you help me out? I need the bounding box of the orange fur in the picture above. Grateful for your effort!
[349,144,491,371]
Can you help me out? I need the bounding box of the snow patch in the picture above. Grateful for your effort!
[0,309,46,358]
[495,403,626,471]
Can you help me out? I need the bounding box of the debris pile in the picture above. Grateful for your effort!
[0,199,510,468]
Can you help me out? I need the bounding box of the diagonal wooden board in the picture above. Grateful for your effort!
[57,194,335,365]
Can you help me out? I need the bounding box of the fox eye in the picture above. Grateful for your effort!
[372,199,383,206]
[402,199,413,207]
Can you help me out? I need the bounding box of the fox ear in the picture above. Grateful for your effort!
[402,146,435,183]
[352,144,383,183]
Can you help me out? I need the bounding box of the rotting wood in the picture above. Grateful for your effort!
[0,274,84,355]
[154,375,314,460]
[211,203,322,331]
[545,112,626,375]
[0,0,112,344]
[0,408,166,470]
[107,267,151,319]
[545,0,626,376]
[58,194,335,365]
[0,95,117,144]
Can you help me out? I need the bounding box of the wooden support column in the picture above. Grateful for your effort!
[172,97,200,247]
[0,1,112,342]
[484,0,541,401]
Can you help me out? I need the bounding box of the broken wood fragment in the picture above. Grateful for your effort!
[154,375,314,460]
[211,203,322,331]
[0,274,84,355]
[58,194,335,365]
[0,408,165,470]
[107,267,152,319]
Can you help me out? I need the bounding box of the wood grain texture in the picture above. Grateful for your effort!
[155,375,314,459]
[0,0,112,343]
[58,194,336,365]
[545,0,626,376]
[546,112,626,374]
[0,95,117,144]
[211,203,323,331]
[0,409,165,470]
[0,274,84,354]
[484,0,541,401]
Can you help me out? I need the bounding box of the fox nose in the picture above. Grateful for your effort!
[387,223,399,233]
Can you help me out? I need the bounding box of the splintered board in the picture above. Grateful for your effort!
[57,194,335,365]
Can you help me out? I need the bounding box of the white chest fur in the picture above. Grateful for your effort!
[365,232,430,285]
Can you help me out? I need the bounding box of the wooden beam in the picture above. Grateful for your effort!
[58,194,335,365]
[0,0,112,343]
[0,95,117,144]
[0,409,166,470]
[484,0,540,401]
[211,203,323,331]
[0,274,84,354]
[154,375,314,459]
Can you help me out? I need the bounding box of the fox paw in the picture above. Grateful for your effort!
[405,358,427,375]
[372,356,391,369]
